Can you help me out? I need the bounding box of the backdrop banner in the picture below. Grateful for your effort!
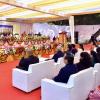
[0,25,13,34]
[32,23,70,40]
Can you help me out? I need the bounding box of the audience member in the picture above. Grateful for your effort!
[54,53,77,83]
[66,44,73,54]
[74,44,84,60]
[90,50,98,66]
[76,52,92,72]
[17,49,39,71]
[90,34,97,47]
[71,44,78,55]
[16,50,27,70]
[96,47,100,63]
[52,47,64,62]
[93,45,97,52]
[79,44,84,51]
[66,44,77,55]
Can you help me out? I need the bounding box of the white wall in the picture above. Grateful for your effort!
[32,23,70,40]
[20,23,32,34]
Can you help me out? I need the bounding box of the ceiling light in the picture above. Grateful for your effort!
[16,0,42,4]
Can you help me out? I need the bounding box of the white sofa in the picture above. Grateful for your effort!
[12,60,55,92]
[41,68,94,100]
[94,63,100,87]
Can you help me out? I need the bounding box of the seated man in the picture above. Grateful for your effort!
[96,47,100,63]
[90,50,98,66]
[66,44,73,54]
[54,53,77,83]
[17,49,39,71]
[71,44,78,55]
[52,47,64,62]
[66,44,77,55]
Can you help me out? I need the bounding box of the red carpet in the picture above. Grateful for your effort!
[0,60,41,100]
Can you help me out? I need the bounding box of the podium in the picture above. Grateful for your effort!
[58,32,67,51]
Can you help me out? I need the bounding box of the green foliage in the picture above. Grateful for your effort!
[75,13,100,25]
[48,20,69,25]
[48,13,100,25]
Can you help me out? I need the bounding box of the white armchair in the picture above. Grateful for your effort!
[12,69,32,92]
[12,60,55,92]
[41,68,94,100]
[94,63,100,87]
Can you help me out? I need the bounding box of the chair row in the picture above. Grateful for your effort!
[41,63,100,100]
[12,57,64,92]
[12,58,100,100]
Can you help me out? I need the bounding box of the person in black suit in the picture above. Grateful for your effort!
[66,44,73,54]
[90,50,98,66]
[17,50,27,70]
[17,49,39,71]
[54,53,77,83]
[66,44,77,55]
[91,34,97,46]
[96,47,100,63]
[76,52,92,72]
[71,44,78,55]
[52,47,64,62]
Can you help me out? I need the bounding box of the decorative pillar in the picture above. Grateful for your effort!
[69,16,75,44]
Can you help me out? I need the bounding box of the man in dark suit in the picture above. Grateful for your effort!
[54,53,77,83]
[91,34,97,46]
[52,47,64,62]
[96,47,100,63]
[17,49,39,71]
[71,44,78,55]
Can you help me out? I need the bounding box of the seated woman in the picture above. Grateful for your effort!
[54,53,77,83]
[76,52,92,72]
[17,49,39,71]
[52,46,64,62]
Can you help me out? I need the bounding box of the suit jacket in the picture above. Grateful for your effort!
[17,55,39,71]
[97,53,100,63]
[76,62,91,72]
[72,48,78,55]
[54,64,77,83]
[52,51,64,62]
